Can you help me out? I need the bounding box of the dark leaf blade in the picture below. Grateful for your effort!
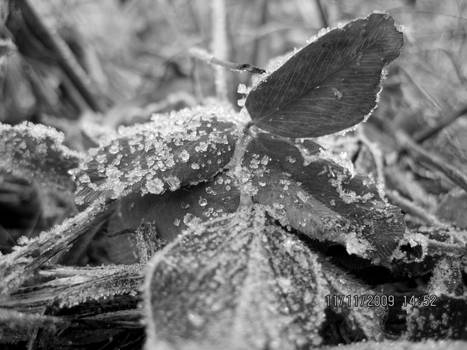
[245,13,403,138]
[97,171,240,265]
[144,208,329,349]
[72,106,241,206]
[243,132,406,264]
[107,171,240,244]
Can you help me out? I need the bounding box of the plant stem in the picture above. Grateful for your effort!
[381,120,467,194]
[386,190,445,227]
[211,0,228,100]
[189,47,265,74]
[394,128,467,193]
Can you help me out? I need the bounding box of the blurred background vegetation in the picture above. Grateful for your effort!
[1,0,466,127]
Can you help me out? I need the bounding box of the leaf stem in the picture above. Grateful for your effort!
[189,47,265,74]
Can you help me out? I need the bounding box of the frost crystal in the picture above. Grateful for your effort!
[73,105,241,205]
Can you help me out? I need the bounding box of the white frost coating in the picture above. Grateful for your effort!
[0,121,82,160]
[344,232,372,257]
[74,104,243,204]
[329,172,374,204]
[143,207,330,350]
[0,121,82,191]
[391,232,428,262]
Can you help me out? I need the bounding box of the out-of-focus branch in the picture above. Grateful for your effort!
[314,0,328,28]
[250,0,268,67]
[386,190,445,227]
[413,105,467,143]
[6,0,107,112]
[385,122,467,193]
[211,0,228,100]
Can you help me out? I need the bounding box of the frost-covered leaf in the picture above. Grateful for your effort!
[0,122,79,245]
[144,207,385,350]
[145,207,328,350]
[107,171,240,243]
[0,122,81,192]
[243,132,405,264]
[245,13,403,138]
[73,105,241,206]
[323,340,467,350]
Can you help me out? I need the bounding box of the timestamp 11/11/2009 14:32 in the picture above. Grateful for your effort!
[325,294,438,308]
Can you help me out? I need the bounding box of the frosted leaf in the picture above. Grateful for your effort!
[73,105,241,206]
[243,132,406,265]
[107,172,240,243]
[144,207,329,350]
[0,122,81,192]
[245,13,403,138]
[323,340,467,350]
[144,206,386,349]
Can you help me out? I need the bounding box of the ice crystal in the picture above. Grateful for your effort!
[73,105,241,206]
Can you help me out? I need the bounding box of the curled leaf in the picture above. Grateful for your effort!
[73,105,242,206]
[242,132,405,264]
[245,13,403,138]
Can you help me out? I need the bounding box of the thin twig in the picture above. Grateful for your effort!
[211,0,228,100]
[385,122,467,193]
[413,105,467,143]
[386,190,446,227]
[358,128,386,200]
[189,47,265,74]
